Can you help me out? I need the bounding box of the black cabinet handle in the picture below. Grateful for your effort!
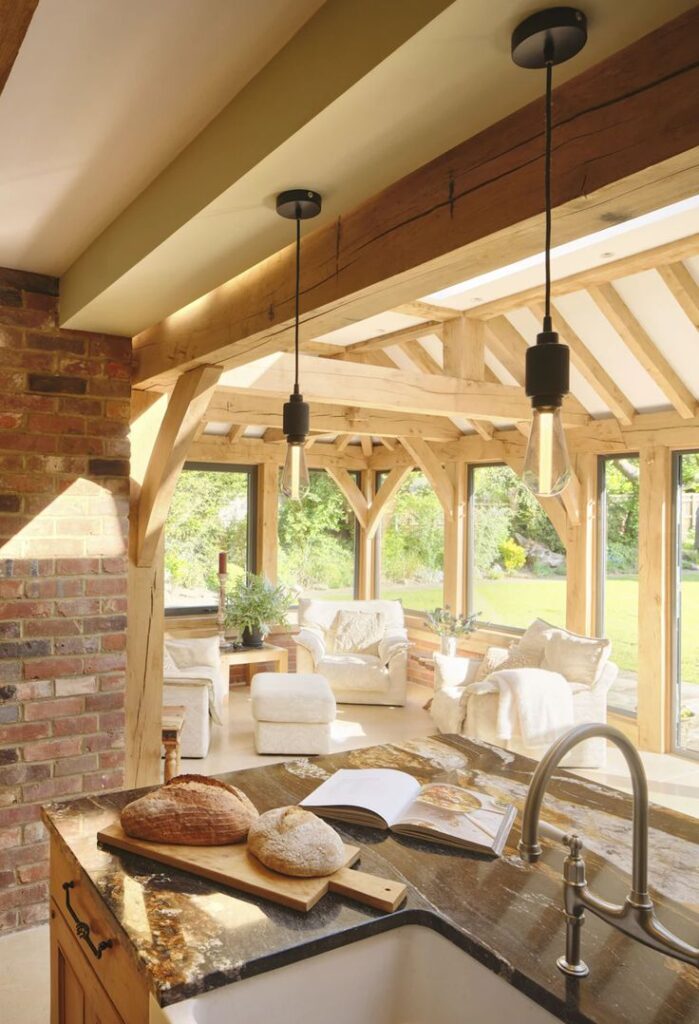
[62,881,113,960]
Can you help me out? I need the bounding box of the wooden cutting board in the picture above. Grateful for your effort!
[97,823,407,913]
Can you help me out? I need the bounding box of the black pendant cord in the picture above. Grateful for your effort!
[544,59,553,333]
[293,214,301,395]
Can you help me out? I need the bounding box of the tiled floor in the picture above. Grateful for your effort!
[2,682,698,1024]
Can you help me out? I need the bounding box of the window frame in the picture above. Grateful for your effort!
[164,462,258,617]
[596,452,640,718]
[671,449,699,760]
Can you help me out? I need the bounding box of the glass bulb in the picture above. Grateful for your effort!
[281,442,310,501]
[522,407,571,497]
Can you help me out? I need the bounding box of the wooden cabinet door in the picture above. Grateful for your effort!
[51,900,125,1024]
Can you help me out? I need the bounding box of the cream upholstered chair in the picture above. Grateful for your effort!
[430,619,618,768]
[294,598,409,706]
[162,634,227,758]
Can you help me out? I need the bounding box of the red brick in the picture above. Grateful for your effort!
[85,577,126,596]
[54,636,99,656]
[101,633,126,652]
[0,828,21,850]
[25,696,84,721]
[82,732,114,753]
[55,597,100,617]
[16,860,49,885]
[26,412,85,435]
[22,775,83,802]
[22,579,57,599]
[25,331,84,356]
[55,556,100,574]
[19,901,49,926]
[53,713,98,736]
[0,842,48,871]
[23,821,47,844]
[83,653,125,674]
[0,721,50,744]
[0,430,56,453]
[24,657,83,681]
[101,557,127,575]
[13,680,53,700]
[98,750,125,770]
[23,737,82,762]
[0,881,48,912]
[54,753,98,777]
[54,676,96,697]
[82,769,123,792]
[0,581,24,603]
[85,692,122,713]
[23,618,81,638]
[0,804,41,828]
[0,763,50,787]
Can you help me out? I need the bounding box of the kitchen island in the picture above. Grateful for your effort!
[43,735,699,1024]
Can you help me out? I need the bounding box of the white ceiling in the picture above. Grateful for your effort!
[0,0,693,337]
[0,0,324,273]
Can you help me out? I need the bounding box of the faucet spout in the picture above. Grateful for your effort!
[518,723,699,976]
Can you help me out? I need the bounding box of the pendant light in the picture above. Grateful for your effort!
[276,189,322,500]
[511,8,587,496]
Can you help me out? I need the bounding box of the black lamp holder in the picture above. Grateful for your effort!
[276,190,322,442]
[512,8,586,409]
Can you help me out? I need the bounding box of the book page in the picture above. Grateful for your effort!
[394,783,513,852]
[300,769,421,827]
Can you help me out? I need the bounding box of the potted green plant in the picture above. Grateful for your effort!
[224,573,292,648]
[679,705,696,749]
[426,607,479,657]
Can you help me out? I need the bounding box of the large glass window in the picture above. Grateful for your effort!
[674,451,699,757]
[164,464,255,613]
[597,456,640,714]
[378,470,444,611]
[468,464,567,629]
[278,470,357,601]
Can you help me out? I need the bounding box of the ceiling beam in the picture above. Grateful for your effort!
[218,352,589,425]
[0,0,39,95]
[588,283,697,419]
[205,390,464,441]
[530,301,636,426]
[334,321,443,358]
[469,232,699,321]
[366,465,414,539]
[132,10,699,389]
[190,435,368,470]
[657,261,699,329]
[399,437,454,519]
[325,468,369,528]
[398,339,443,376]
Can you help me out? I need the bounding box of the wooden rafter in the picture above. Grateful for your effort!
[0,1,38,95]
[529,300,636,426]
[132,11,699,389]
[366,465,414,539]
[657,261,699,329]
[588,283,697,418]
[336,434,352,453]
[325,467,369,528]
[334,321,443,359]
[359,435,373,458]
[136,366,221,566]
[398,436,454,519]
[393,301,457,322]
[441,316,494,440]
[227,423,245,442]
[399,339,443,376]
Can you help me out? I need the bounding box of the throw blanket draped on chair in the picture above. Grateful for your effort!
[466,668,573,747]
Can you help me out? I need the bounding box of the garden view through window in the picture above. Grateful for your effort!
[378,470,444,611]
[675,451,699,755]
[469,464,567,629]
[277,470,357,600]
[598,456,640,715]
[164,464,254,612]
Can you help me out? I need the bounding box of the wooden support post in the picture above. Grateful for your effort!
[326,467,370,528]
[565,454,598,636]
[126,393,168,788]
[357,470,376,599]
[366,465,413,540]
[399,437,455,518]
[443,463,468,615]
[637,446,672,752]
[256,461,279,582]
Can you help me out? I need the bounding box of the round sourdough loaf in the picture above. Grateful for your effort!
[121,774,258,845]
[248,806,345,877]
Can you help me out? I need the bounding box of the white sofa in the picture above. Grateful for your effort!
[430,620,618,768]
[163,634,228,758]
[294,598,409,706]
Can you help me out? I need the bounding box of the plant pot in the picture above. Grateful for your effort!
[440,636,457,657]
[242,626,264,649]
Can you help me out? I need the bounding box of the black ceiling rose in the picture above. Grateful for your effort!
[276,189,322,221]
[511,7,587,68]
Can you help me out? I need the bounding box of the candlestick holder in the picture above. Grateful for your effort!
[217,571,227,642]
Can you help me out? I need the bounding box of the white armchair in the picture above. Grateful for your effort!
[430,619,618,768]
[162,634,227,758]
[294,599,408,706]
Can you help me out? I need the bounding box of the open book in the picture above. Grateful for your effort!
[300,769,515,856]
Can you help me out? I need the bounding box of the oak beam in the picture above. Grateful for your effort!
[399,437,454,519]
[336,321,443,358]
[137,366,221,566]
[326,467,370,528]
[565,453,598,636]
[657,261,699,329]
[132,11,699,388]
[588,283,697,418]
[443,463,468,615]
[256,462,278,582]
[357,471,376,599]
[366,465,414,540]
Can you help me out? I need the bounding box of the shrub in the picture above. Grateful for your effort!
[499,538,526,573]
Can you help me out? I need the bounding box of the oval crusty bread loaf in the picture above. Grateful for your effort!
[121,774,258,846]
[248,806,345,877]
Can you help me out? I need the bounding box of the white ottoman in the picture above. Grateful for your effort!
[251,673,336,755]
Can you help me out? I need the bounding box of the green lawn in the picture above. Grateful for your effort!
[379,575,699,684]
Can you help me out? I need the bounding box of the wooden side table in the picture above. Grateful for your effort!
[220,642,289,687]
[162,705,186,781]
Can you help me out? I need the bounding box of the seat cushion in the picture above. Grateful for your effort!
[251,673,336,723]
[316,653,390,692]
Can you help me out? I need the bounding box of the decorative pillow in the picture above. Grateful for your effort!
[166,635,220,671]
[331,610,385,656]
[543,630,611,687]
[163,645,179,675]
[474,646,511,682]
[517,618,556,662]
[496,642,542,671]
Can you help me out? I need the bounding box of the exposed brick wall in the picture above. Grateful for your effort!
[0,268,130,934]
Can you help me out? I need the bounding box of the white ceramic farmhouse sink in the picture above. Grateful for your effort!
[163,924,558,1024]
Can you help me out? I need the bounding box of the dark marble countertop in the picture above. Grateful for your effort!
[43,736,699,1023]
